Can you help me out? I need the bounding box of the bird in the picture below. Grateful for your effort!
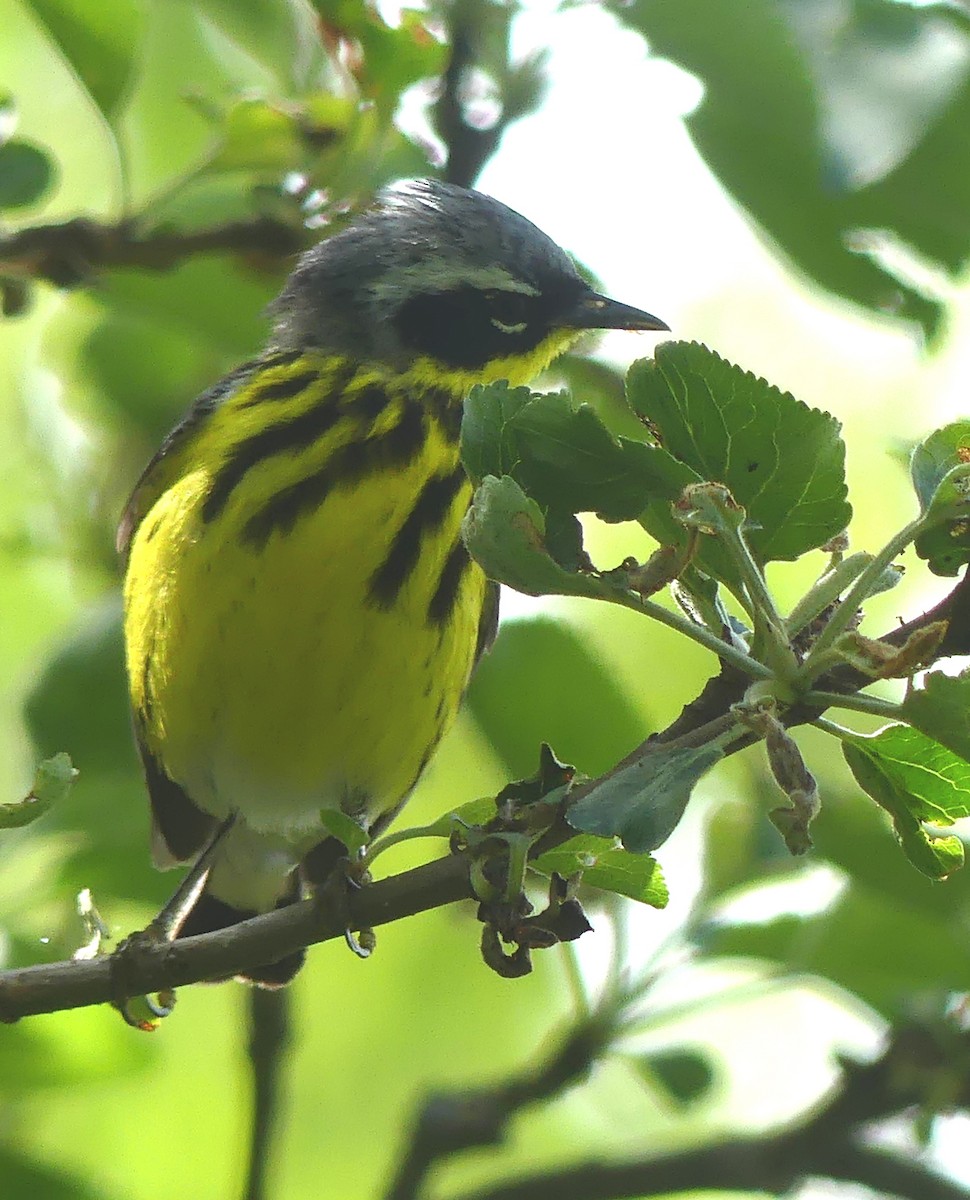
[119,179,667,984]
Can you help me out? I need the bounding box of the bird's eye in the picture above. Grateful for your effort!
[483,290,530,334]
[394,286,542,369]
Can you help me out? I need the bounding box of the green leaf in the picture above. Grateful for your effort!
[611,0,951,338]
[911,421,970,513]
[811,787,970,922]
[841,725,970,879]
[567,742,724,854]
[553,353,630,419]
[461,382,534,485]
[36,774,161,909]
[0,139,56,209]
[25,600,134,774]
[920,465,970,528]
[461,381,667,523]
[424,795,498,837]
[0,753,78,830]
[0,1148,117,1199]
[94,255,277,372]
[627,343,851,588]
[700,875,970,1018]
[23,603,157,908]
[312,2,446,108]
[912,422,970,574]
[533,835,668,907]
[29,752,79,808]
[317,809,369,854]
[0,991,155,1092]
[27,0,143,121]
[510,395,662,522]
[901,670,970,764]
[632,1047,715,1106]
[461,474,607,598]
[206,97,307,173]
[198,93,358,176]
[912,519,970,578]
[194,0,324,92]
[543,510,585,572]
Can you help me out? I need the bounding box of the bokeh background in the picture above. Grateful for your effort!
[3,1,970,1197]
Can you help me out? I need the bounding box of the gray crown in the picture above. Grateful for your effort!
[270,179,582,366]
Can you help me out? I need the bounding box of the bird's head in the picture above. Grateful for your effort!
[270,179,667,392]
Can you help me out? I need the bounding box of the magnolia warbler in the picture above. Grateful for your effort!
[119,180,667,983]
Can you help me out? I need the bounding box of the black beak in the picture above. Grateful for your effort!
[563,291,669,333]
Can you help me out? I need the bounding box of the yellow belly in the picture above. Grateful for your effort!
[123,419,484,841]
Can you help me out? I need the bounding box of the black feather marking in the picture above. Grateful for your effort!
[236,363,322,407]
[345,385,391,421]
[428,538,473,626]
[242,400,427,546]
[423,387,463,441]
[367,465,467,608]
[116,359,263,558]
[201,361,357,523]
[139,742,217,864]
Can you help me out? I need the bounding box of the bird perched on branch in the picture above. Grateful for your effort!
[119,179,666,983]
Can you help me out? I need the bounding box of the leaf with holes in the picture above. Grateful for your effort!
[462,474,610,599]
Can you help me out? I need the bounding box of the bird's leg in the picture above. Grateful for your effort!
[301,834,376,958]
[146,812,238,942]
[110,815,236,1027]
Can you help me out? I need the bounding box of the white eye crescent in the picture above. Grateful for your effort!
[490,318,528,334]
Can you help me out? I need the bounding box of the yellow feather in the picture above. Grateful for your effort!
[124,357,486,908]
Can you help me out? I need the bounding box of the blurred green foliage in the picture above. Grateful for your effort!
[612,0,970,341]
[2,1,970,1199]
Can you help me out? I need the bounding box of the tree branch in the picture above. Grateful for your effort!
[433,0,545,189]
[0,216,308,290]
[0,853,471,1021]
[655,565,970,755]
[446,1139,970,1200]
[429,1027,970,1200]
[2,571,968,1022]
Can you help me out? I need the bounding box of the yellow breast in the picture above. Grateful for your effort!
[123,359,486,839]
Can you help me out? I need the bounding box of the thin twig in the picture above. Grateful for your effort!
[243,988,293,1200]
[385,1007,614,1200]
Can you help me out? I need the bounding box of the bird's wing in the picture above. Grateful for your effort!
[137,739,219,868]
[116,359,260,561]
